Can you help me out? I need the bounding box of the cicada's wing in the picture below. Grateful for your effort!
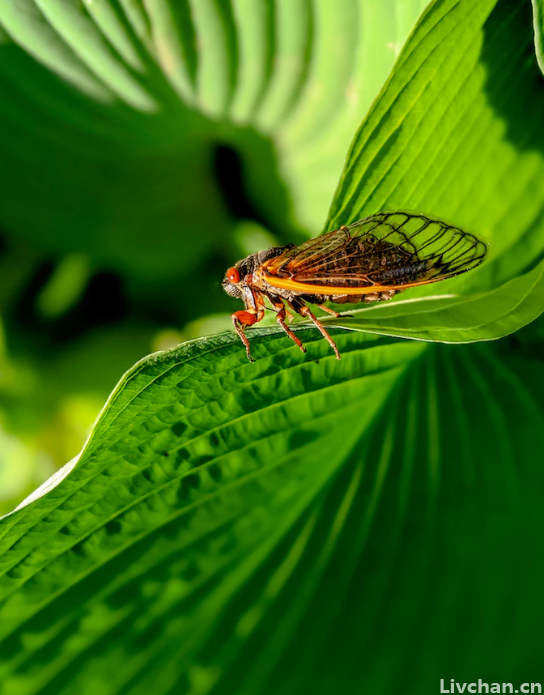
[262,211,486,294]
[344,211,486,283]
[264,227,351,271]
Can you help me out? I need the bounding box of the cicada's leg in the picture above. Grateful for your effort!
[285,307,295,323]
[290,300,341,360]
[232,290,267,362]
[232,311,259,362]
[271,299,306,354]
[315,303,353,319]
[315,304,342,318]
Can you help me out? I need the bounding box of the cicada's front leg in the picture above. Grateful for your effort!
[232,311,259,362]
[231,290,266,362]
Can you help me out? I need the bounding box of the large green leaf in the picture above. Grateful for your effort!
[1,327,544,694]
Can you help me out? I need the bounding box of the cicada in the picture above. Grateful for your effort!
[222,211,487,362]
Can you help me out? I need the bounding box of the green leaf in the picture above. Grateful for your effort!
[1,327,544,694]
[328,254,544,342]
[327,0,544,289]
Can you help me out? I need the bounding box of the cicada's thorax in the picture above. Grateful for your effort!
[237,245,296,310]
[251,264,292,298]
[251,265,310,303]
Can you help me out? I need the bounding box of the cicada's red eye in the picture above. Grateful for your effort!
[227,267,240,283]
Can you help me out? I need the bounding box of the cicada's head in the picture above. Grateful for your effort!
[222,266,243,299]
[222,245,295,300]
[222,255,255,300]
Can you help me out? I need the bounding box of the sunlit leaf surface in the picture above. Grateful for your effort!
[327,0,544,290]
